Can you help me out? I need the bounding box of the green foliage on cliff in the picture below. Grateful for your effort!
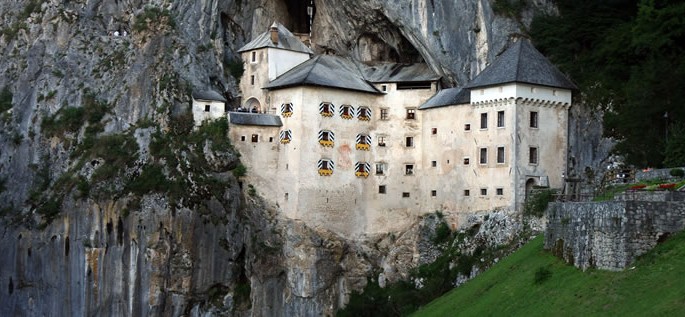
[42,92,109,137]
[523,189,555,217]
[530,0,685,167]
[133,6,176,32]
[412,231,685,316]
[0,86,12,113]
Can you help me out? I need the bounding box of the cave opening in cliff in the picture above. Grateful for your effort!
[284,0,315,34]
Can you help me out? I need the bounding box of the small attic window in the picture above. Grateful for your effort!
[204,105,211,112]
[251,51,257,63]
[397,81,431,90]
[381,85,388,92]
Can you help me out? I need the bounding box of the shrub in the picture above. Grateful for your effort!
[670,168,684,178]
[432,221,451,244]
[126,164,169,195]
[225,58,245,81]
[0,86,12,112]
[523,189,555,217]
[232,163,247,177]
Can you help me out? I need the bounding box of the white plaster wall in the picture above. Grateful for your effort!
[228,124,282,198]
[470,83,572,105]
[192,99,226,126]
[267,48,310,80]
[240,49,270,111]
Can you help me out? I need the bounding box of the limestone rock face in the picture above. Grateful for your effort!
[0,0,608,316]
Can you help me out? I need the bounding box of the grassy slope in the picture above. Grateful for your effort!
[412,232,685,316]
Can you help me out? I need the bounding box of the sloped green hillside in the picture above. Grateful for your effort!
[413,232,685,316]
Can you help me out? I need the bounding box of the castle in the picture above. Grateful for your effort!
[193,23,576,236]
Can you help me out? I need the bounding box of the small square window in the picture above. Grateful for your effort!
[375,163,386,175]
[497,146,505,164]
[431,190,437,197]
[380,108,389,120]
[529,147,539,164]
[463,157,470,165]
[496,188,503,195]
[379,185,387,194]
[406,136,414,147]
[464,124,471,131]
[530,111,539,128]
[204,105,211,112]
[405,164,414,175]
[378,136,387,147]
[251,134,258,142]
[431,128,437,135]
[402,192,410,198]
[481,188,487,195]
[381,85,387,92]
[480,113,488,129]
[406,109,416,120]
[240,136,246,141]
[497,111,504,127]
[269,137,274,142]
[431,161,437,167]
[480,148,488,164]
[464,190,470,196]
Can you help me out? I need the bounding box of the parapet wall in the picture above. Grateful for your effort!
[544,199,685,271]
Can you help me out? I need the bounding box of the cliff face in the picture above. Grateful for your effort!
[0,0,604,316]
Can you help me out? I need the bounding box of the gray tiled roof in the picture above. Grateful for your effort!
[237,23,313,55]
[264,55,381,94]
[192,90,226,102]
[418,87,470,110]
[363,63,440,83]
[228,112,282,127]
[465,40,577,90]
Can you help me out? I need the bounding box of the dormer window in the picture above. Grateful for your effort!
[356,134,371,151]
[340,104,354,119]
[357,106,371,121]
[319,102,335,117]
[281,103,293,117]
[318,130,335,147]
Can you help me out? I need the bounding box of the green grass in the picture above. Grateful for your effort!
[412,233,685,316]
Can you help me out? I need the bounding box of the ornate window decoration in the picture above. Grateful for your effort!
[318,159,334,176]
[281,103,294,117]
[318,130,335,147]
[279,130,292,144]
[357,106,371,121]
[356,134,371,151]
[355,162,371,178]
[340,104,355,119]
[319,102,335,117]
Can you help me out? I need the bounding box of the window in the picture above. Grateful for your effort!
[250,75,255,85]
[375,162,386,175]
[497,146,505,164]
[318,159,335,176]
[405,136,414,147]
[251,134,258,142]
[318,130,335,147]
[497,111,504,127]
[529,147,538,164]
[251,51,256,63]
[281,103,294,117]
[356,134,371,151]
[355,162,371,177]
[340,104,354,119]
[463,157,470,165]
[480,113,488,129]
[496,188,503,195]
[319,102,334,117]
[269,137,273,142]
[464,124,471,131]
[284,192,289,200]
[381,85,387,92]
[402,192,410,198]
[204,104,211,112]
[380,108,389,120]
[378,136,386,147]
[464,190,470,196]
[406,109,416,120]
[479,148,488,164]
[431,161,437,167]
[357,107,371,121]
[240,136,246,141]
[481,188,487,195]
[431,128,437,135]
[398,81,431,90]
[280,130,292,144]
[530,111,538,128]
[405,164,414,175]
[431,190,437,197]
[379,185,387,194]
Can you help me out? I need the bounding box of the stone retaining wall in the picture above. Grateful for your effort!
[544,200,685,270]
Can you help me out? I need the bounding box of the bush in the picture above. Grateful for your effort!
[126,164,169,195]
[232,164,247,177]
[225,58,245,81]
[523,189,555,217]
[670,168,684,178]
[0,86,12,112]
[432,222,451,244]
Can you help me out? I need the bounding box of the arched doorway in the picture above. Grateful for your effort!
[525,178,537,202]
[244,98,261,113]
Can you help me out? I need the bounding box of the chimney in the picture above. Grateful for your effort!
[270,22,279,45]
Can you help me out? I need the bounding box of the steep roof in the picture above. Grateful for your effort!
[418,87,471,110]
[363,63,440,83]
[237,22,313,55]
[264,55,381,94]
[192,90,226,102]
[229,112,282,127]
[465,40,577,90]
